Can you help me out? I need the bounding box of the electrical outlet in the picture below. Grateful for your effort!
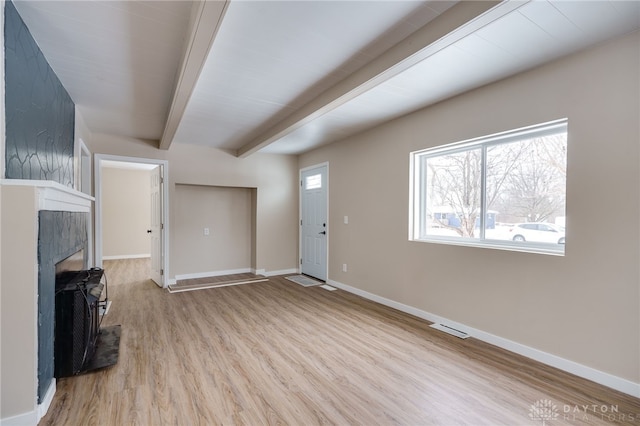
[342,263,347,272]
[344,216,349,224]
[204,228,210,236]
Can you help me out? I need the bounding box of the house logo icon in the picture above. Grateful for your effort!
[529,399,559,425]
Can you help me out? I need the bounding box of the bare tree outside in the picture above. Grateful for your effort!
[427,149,481,237]
[490,134,567,223]
[423,131,567,240]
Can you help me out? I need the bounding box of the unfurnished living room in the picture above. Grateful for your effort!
[1,0,639,425]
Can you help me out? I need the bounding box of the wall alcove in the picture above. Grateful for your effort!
[173,184,257,279]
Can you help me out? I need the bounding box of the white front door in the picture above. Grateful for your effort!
[301,165,327,281]
[150,165,164,286]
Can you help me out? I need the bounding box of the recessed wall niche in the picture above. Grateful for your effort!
[173,184,256,277]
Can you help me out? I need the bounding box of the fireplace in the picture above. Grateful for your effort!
[54,259,107,378]
[51,245,119,380]
[55,249,85,277]
[38,210,89,402]
[1,180,95,423]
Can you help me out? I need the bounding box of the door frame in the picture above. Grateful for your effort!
[75,138,94,266]
[299,162,329,280]
[94,154,170,287]
[76,138,92,196]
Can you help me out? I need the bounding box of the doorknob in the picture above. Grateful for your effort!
[319,231,326,235]
[147,229,152,234]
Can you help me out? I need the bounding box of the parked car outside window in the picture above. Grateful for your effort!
[509,223,565,244]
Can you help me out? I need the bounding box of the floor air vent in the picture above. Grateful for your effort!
[430,323,470,339]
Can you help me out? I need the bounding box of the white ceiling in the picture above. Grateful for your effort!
[171,0,456,151]
[12,0,640,157]
[13,0,193,140]
[263,0,640,154]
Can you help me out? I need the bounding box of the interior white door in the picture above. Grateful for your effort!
[150,165,163,286]
[301,165,327,281]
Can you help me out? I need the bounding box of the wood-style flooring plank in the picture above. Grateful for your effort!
[39,259,640,425]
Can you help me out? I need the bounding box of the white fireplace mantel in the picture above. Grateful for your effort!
[0,179,94,212]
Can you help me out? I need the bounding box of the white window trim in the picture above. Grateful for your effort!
[409,118,568,256]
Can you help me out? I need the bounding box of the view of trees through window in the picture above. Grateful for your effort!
[414,121,567,252]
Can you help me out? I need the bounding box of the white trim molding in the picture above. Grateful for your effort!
[174,268,253,281]
[0,379,50,426]
[37,379,56,422]
[171,267,298,283]
[3,377,56,426]
[77,137,92,196]
[328,278,640,398]
[1,410,37,426]
[0,179,93,212]
[94,154,170,287]
[263,268,298,277]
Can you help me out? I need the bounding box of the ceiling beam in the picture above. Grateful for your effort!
[236,0,528,158]
[159,0,229,150]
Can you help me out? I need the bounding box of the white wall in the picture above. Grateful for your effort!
[102,167,151,259]
[300,32,640,389]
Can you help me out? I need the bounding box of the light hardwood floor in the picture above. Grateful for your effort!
[40,259,640,425]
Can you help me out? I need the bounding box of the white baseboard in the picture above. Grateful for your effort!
[174,268,253,281]
[102,254,150,260]
[37,379,56,422]
[2,379,58,425]
[328,278,640,398]
[168,277,269,293]
[174,268,299,282]
[1,410,37,426]
[264,268,298,277]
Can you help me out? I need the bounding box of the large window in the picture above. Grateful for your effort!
[410,119,567,255]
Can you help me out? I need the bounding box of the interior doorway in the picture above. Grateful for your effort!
[95,154,169,287]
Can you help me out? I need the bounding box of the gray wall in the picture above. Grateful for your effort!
[4,0,75,186]
[3,0,80,404]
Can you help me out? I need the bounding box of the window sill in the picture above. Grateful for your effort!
[410,236,565,256]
